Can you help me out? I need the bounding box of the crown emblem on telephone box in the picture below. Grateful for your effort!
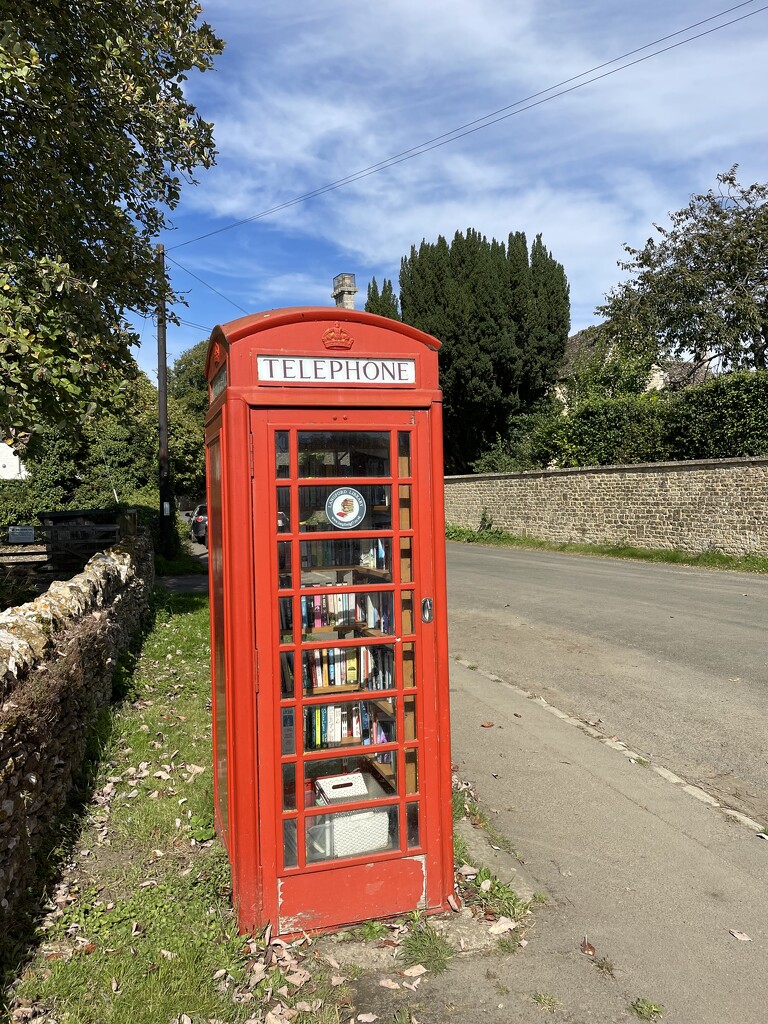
[321,323,354,349]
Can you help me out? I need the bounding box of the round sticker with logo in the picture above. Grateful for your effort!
[325,487,367,530]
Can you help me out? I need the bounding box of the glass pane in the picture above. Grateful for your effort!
[302,644,395,694]
[300,538,391,586]
[278,542,292,589]
[284,819,298,867]
[303,755,397,806]
[277,487,290,532]
[398,432,411,477]
[282,763,296,810]
[301,591,394,639]
[306,805,398,863]
[401,595,414,636]
[303,697,396,752]
[276,431,290,478]
[299,485,391,531]
[400,538,413,583]
[406,803,420,848]
[279,597,293,643]
[398,485,412,530]
[281,707,296,755]
[280,652,295,698]
[404,693,416,740]
[298,431,390,478]
[402,643,415,688]
[405,749,418,794]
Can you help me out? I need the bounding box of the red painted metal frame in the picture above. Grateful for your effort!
[204,308,452,937]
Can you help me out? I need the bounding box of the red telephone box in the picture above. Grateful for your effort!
[204,307,453,936]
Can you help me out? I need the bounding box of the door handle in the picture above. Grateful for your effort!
[421,597,433,623]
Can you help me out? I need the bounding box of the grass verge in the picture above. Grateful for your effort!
[4,589,344,1024]
[446,524,768,574]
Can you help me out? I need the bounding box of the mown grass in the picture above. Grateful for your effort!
[445,524,768,574]
[5,590,340,1024]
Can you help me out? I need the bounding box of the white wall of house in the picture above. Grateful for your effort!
[0,443,27,480]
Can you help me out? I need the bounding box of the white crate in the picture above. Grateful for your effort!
[315,772,369,803]
[309,772,392,859]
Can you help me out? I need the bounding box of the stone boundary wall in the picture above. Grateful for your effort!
[445,456,768,556]
[0,536,154,925]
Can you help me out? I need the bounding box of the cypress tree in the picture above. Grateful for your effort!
[399,228,569,471]
[365,277,401,319]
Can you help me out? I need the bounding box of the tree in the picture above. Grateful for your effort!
[365,277,401,320]
[399,228,569,471]
[598,167,768,379]
[169,338,209,417]
[0,2,223,440]
[557,325,656,408]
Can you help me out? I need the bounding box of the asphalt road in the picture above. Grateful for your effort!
[446,542,768,824]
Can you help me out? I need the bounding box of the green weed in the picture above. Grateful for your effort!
[531,991,562,1012]
[462,866,530,921]
[629,998,664,1020]
[351,920,390,942]
[398,919,455,974]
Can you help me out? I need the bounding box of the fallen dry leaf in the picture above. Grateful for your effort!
[480,722,494,728]
[403,978,422,992]
[402,964,427,977]
[447,893,461,912]
[330,975,346,987]
[357,1015,379,1023]
[111,978,121,994]
[480,879,492,892]
[379,978,400,989]
[489,916,517,935]
[729,930,752,942]
[457,864,478,877]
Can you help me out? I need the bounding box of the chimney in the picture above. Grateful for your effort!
[331,273,357,310]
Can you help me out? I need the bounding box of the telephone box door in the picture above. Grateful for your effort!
[251,407,444,934]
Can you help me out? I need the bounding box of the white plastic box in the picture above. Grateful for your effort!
[308,772,392,859]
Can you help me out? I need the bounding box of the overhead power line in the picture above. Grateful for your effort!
[178,317,214,333]
[168,1,767,253]
[165,253,249,314]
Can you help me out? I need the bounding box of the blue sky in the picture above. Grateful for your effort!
[135,0,768,380]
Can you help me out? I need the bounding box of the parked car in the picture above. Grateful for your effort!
[190,503,208,547]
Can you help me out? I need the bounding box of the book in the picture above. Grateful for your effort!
[346,649,358,685]
[280,652,294,697]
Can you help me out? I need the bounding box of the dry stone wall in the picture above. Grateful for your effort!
[0,536,153,926]
[445,457,768,556]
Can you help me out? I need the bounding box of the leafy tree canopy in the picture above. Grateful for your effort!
[365,277,401,320]
[399,228,569,472]
[169,337,209,416]
[598,167,768,378]
[0,1,223,440]
[558,324,656,408]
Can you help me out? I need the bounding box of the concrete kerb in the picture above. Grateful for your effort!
[452,656,766,834]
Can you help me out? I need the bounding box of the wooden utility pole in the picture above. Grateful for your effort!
[156,243,173,558]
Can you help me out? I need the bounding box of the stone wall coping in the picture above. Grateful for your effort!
[445,455,768,484]
[0,536,151,702]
